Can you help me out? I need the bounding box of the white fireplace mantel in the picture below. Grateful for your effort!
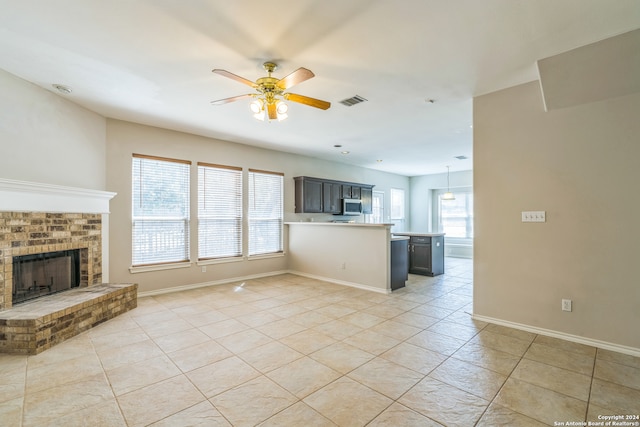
[0,178,116,213]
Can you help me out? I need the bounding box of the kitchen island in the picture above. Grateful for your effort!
[393,232,445,276]
[286,222,406,293]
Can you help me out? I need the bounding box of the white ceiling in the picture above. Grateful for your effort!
[1,1,639,176]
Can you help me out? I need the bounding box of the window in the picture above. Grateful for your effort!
[437,188,473,239]
[132,154,190,266]
[369,190,385,223]
[248,169,283,256]
[198,163,242,260]
[390,188,405,220]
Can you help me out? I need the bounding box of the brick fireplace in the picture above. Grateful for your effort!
[0,178,137,354]
[0,212,102,310]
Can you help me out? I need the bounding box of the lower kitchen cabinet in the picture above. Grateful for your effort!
[396,234,445,276]
[390,237,409,290]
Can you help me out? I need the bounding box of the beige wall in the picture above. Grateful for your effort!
[473,81,640,350]
[106,119,409,293]
[0,69,106,190]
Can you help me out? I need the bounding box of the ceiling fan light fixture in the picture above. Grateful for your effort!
[249,99,263,114]
[275,100,288,121]
[276,101,288,115]
[211,62,330,123]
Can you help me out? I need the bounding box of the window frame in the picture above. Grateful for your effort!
[131,153,191,269]
[390,188,405,220]
[433,186,474,244]
[248,169,284,258]
[197,162,243,262]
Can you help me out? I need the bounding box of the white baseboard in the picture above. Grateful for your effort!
[287,270,391,295]
[445,244,473,259]
[472,314,640,358]
[137,270,290,297]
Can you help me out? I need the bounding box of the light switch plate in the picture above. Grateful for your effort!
[522,211,546,222]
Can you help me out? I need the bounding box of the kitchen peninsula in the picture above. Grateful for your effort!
[286,222,407,293]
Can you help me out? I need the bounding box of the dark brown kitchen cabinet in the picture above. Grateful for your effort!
[294,176,375,214]
[341,184,352,199]
[396,234,445,276]
[390,238,409,290]
[323,182,342,213]
[341,185,361,199]
[351,186,361,199]
[360,187,373,214]
[294,177,323,213]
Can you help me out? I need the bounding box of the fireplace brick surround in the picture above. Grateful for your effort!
[0,210,137,354]
[0,211,103,310]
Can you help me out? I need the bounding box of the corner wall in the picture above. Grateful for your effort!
[0,69,106,190]
[473,81,640,351]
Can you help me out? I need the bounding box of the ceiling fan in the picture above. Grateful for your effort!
[211,62,331,121]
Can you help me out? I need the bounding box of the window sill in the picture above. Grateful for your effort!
[129,262,192,274]
[248,252,285,261]
[197,257,244,266]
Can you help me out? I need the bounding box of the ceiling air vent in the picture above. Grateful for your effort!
[339,95,368,107]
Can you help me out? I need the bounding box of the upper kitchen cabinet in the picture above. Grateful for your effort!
[323,181,342,214]
[294,176,375,214]
[294,177,323,213]
[360,187,373,214]
[341,184,361,199]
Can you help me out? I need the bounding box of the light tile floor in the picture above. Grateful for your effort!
[1,258,639,426]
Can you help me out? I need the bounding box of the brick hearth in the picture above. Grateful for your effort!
[0,283,137,354]
[0,210,137,354]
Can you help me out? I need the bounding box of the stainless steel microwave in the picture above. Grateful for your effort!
[342,198,363,215]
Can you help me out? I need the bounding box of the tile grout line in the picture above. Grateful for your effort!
[472,331,539,426]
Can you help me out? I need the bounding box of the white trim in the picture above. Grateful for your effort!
[288,270,391,295]
[196,257,245,266]
[0,178,116,214]
[247,252,286,261]
[137,270,289,297]
[445,243,473,259]
[472,314,640,358]
[102,213,110,282]
[129,262,193,274]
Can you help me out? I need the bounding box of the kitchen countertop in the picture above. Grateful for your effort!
[285,222,395,227]
[393,232,446,237]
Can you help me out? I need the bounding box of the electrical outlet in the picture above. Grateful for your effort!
[201,266,206,273]
[562,299,572,312]
[341,262,346,270]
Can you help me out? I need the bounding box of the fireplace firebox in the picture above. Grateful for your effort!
[12,249,81,305]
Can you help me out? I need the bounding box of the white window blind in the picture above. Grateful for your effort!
[198,163,242,259]
[132,154,190,266]
[248,169,283,256]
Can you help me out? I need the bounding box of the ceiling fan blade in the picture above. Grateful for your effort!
[210,94,253,105]
[284,93,331,110]
[267,102,278,120]
[276,67,315,90]
[212,69,256,88]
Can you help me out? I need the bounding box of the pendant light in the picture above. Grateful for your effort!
[442,166,456,200]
